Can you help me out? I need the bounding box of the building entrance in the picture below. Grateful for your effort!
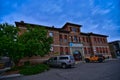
[73,50,82,61]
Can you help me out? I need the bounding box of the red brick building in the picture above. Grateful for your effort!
[15,21,111,61]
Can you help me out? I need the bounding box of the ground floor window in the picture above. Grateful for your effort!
[65,47,69,54]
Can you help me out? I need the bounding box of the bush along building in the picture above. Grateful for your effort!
[15,21,111,61]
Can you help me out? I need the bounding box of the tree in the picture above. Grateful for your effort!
[0,23,53,65]
[18,25,53,57]
[0,23,24,64]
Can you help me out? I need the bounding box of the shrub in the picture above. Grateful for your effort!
[19,64,49,75]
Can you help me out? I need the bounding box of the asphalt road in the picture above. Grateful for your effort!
[2,59,120,80]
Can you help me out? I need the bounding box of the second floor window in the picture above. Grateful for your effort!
[83,37,85,42]
[59,34,63,42]
[64,35,67,42]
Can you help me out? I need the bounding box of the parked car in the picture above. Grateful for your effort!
[44,55,75,68]
[85,54,105,63]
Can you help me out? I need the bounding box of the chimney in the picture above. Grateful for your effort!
[21,21,24,23]
[52,26,54,28]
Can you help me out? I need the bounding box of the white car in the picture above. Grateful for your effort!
[46,55,75,68]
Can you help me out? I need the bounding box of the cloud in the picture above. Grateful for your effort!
[91,8,111,15]
[0,13,50,26]
[0,0,120,41]
[40,2,63,14]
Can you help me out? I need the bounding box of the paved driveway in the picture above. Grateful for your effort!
[2,59,120,80]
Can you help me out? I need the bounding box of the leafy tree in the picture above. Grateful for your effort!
[0,23,53,65]
[18,25,53,57]
[0,23,24,64]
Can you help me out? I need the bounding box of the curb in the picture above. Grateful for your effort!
[0,67,11,73]
[105,58,118,61]
[0,74,21,79]
[75,61,85,64]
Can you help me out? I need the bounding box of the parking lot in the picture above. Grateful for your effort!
[2,59,120,80]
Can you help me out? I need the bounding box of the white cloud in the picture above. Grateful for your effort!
[40,4,63,14]
[91,7,111,15]
[0,13,48,26]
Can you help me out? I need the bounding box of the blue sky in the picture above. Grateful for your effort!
[0,0,120,42]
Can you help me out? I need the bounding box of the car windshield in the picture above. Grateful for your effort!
[70,56,74,60]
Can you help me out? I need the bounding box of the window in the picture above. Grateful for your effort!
[102,47,105,53]
[104,39,106,43]
[59,34,63,42]
[74,36,78,42]
[59,57,68,60]
[64,35,67,42]
[96,47,99,53]
[86,37,89,42]
[64,35,67,39]
[50,46,53,51]
[97,38,100,43]
[70,27,72,31]
[105,48,108,53]
[103,38,106,43]
[70,27,78,32]
[60,47,63,55]
[83,37,85,42]
[71,36,73,42]
[59,34,62,39]
[100,47,102,53]
[49,32,53,37]
[65,47,69,54]
[79,37,81,42]
[100,38,102,43]
[94,37,97,43]
[77,28,80,32]
[72,27,77,32]
[88,48,91,54]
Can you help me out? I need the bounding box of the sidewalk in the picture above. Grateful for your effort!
[0,67,21,79]
[75,61,85,64]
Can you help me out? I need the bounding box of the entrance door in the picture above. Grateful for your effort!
[73,50,82,61]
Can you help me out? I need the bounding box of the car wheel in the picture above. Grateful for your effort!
[61,63,67,69]
[98,58,103,63]
[85,59,90,63]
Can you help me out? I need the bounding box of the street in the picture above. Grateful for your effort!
[2,59,120,80]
